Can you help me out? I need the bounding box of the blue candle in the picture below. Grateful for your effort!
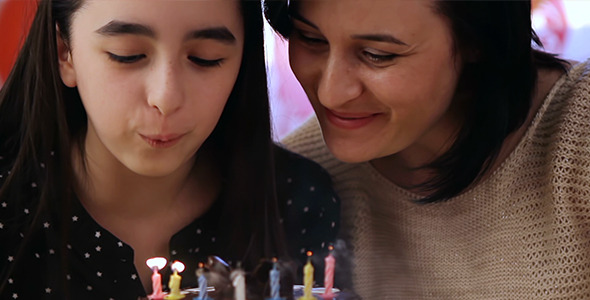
[270,261,280,298]
[195,263,209,300]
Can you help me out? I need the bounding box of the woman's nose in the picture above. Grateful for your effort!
[317,54,363,108]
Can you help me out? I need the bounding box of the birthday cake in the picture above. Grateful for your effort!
[141,256,359,300]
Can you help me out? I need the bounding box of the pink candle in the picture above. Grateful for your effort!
[323,246,335,298]
[146,257,167,300]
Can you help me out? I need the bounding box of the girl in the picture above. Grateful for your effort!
[0,0,339,298]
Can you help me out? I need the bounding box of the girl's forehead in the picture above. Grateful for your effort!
[70,0,244,39]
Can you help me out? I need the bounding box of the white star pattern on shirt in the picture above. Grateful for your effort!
[95,231,101,238]
[87,285,93,291]
[0,222,4,229]
[8,278,13,284]
[8,256,14,262]
[95,246,102,252]
[43,222,50,228]
[31,182,37,188]
[1,202,6,208]
[49,249,55,254]
[12,293,17,299]
[45,288,51,294]
[131,274,138,280]
[97,271,103,277]
[72,216,78,222]
[84,253,90,258]
[117,241,123,247]
[23,208,29,214]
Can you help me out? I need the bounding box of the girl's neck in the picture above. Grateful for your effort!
[72,141,220,226]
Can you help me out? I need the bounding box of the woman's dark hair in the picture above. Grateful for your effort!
[0,0,285,295]
[264,0,569,203]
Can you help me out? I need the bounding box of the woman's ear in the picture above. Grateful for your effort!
[56,28,77,87]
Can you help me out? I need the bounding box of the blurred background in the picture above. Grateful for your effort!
[1,0,589,140]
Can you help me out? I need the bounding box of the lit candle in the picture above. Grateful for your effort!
[196,263,211,300]
[298,251,315,300]
[270,259,280,299]
[146,257,167,300]
[323,246,336,298]
[231,264,246,300]
[165,261,185,300]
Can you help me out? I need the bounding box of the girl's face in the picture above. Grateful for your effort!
[59,0,244,177]
[289,0,462,164]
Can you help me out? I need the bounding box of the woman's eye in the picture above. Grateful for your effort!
[188,56,223,67]
[363,51,397,64]
[107,53,146,64]
[294,29,327,46]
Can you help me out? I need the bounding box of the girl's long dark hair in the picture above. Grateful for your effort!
[264,0,569,203]
[0,0,285,295]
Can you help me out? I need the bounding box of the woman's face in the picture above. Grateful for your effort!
[59,0,244,177]
[289,0,462,164]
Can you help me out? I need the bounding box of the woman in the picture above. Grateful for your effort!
[266,0,590,298]
[0,0,339,298]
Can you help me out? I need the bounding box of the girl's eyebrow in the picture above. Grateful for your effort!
[96,20,236,44]
[96,20,155,37]
[185,27,236,44]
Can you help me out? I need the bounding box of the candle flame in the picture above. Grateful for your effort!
[198,262,204,268]
[328,245,334,251]
[306,251,313,257]
[171,260,185,273]
[272,257,278,263]
[146,257,167,271]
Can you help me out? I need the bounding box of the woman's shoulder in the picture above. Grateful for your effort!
[280,117,326,158]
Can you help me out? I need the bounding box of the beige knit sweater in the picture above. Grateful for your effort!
[281,60,590,299]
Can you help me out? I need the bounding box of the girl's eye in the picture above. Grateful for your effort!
[363,51,397,64]
[188,56,223,67]
[107,53,146,64]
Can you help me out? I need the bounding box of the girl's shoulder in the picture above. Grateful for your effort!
[273,144,338,210]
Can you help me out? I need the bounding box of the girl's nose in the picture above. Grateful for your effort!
[147,60,185,116]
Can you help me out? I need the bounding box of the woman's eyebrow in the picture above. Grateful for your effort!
[96,21,236,45]
[290,12,319,29]
[351,33,408,46]
[290,12,407,46]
